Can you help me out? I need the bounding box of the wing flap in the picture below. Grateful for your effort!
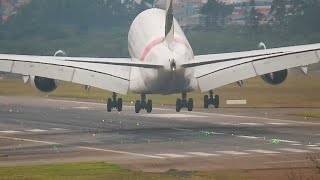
[0,60,13,72]
[197,62,256,92]
[11,61,75,82]
[253,51,320,75]
[72,69,129,95]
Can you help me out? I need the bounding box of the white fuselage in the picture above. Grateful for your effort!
[128,8,198,95]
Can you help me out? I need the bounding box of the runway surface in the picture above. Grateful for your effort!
[0,96,320,172]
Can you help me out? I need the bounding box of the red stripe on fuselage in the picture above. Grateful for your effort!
[140,37,165,61]
[140,37,193,61]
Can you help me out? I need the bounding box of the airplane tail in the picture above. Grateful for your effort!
[165,0,174,46]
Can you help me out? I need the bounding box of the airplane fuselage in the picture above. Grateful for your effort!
[128,8,198,94]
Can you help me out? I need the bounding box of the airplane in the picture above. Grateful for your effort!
[0,0,320,113]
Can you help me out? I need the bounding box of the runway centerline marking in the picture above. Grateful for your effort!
[290,144,302,146]
[0,136,165,159]
[278,148,311,153]
[237,135,263,139]
[239,123,264,126]
[0,130,21,134]
[187,152,220,157]
[26,129,47,132]
[306,145,319,147]
[50,128,68,131]
[246,150,281,154]
[216,151,250,155]
[156,153,190,158]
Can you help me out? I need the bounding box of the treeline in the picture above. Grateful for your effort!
[0,0,146,39]
[201,0,320,33]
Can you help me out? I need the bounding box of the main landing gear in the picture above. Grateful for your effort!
[135,94,152,113]
[176,93,193,112]
[107,92,123,112]
[204,90,219,109]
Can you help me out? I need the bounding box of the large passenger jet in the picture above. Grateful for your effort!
[1,0,320,113]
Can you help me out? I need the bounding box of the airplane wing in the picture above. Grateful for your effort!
[182,43,320,92]
[0,54,163,95]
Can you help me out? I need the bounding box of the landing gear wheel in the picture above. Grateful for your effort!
[147,100,153,113]
[107,98,112,112]
[135,100,141,113]
[214,95,220,108]
[188,98,193,112]
[176,99,182,112]
[203,91,220,109]
[117,98,123,112]
[204,95,209,109]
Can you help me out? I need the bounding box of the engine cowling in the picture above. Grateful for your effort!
[30,76,59,93]
[261,69,288,85]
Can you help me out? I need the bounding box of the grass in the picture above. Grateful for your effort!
[0,162,255,180]
[1,71,320,108]
[293,112,320,119]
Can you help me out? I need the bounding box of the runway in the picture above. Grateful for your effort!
[0,96,320,172]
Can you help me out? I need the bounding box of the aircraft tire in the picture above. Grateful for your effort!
[214,95,220,108]
[176,99,182,112]
[117,98,123,112]
[147,100,152,113]
[188,98,193,111]
[107,98,112,112]
[204,95,209,109]
[135,100,141,113]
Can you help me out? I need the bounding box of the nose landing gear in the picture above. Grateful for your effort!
[204,90,219,109]
[176,93,193,112]
[135,94,152,113]
[107,92,123,112]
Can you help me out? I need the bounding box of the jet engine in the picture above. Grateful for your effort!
[30,76,59,93]
[261,69,288,85]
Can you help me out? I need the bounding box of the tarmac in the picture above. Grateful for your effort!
[0,96,320,172]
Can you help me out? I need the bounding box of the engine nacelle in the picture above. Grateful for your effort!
[30,76,59,93]
[261,69,288,85]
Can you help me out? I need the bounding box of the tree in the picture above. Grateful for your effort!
[200,0,233,29]
[246,0,261,30]
[270,0,288,29]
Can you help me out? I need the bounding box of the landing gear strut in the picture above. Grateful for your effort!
[176,93,193,112]
[135,94,152,113]
[204,90,219,109]
[107,92,123,112]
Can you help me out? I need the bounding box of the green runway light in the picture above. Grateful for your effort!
[53,145,60,152]
[271,139,280,144]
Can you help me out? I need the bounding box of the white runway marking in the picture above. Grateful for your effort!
[246,150,280,154]
[0,136,59,145]
[50,128,68,131]
[290,144,302,146]
[187,152,220,157]
[78,146,165,159]
[306,145,319,147]
[239,123,264,126]
[266,123,288,125]
[0,136,164,159]
[277,139,300,144]
[171,128,193,132]
[26,129,47,132]
[278,148,311,153]
[156,153,190,158]
[308,147,320,150]
[237,135,262,139]
[142,114,206,118]
[0,130,21,134]
[216,151,250,155]
[73,107,90,109]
